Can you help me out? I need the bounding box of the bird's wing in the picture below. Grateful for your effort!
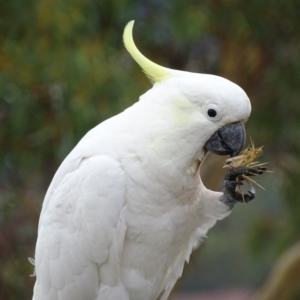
[33,154,128,300]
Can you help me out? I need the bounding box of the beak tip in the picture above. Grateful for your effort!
[204,122,246,157]
[230,150,240,158]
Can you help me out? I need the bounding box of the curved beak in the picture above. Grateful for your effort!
[204,122,246,157]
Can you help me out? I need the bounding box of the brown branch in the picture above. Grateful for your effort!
[256,240,300,300]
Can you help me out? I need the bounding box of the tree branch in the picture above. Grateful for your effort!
[256,240,300,300]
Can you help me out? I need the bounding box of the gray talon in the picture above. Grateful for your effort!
[221,166,265,209]
[243,190,255,203]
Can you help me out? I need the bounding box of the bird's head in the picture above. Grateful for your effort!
[123,21,251,161]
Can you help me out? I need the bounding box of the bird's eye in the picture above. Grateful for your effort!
[202,104,222,121]
[207,108,217,118]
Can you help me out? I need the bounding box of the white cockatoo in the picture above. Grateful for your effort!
[32,21,265,300]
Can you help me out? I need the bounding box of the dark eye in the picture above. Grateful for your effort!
[207,108,217,118]
[202,104,222,121]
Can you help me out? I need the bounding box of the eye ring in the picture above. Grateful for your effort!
[202,104,222,121]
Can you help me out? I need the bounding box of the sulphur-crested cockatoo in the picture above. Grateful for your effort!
[32,21,265,300]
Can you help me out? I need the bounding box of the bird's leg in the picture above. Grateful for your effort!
[220,166,267,210]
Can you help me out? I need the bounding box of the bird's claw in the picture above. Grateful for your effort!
[221,166,266,209]
[224,166,267,181]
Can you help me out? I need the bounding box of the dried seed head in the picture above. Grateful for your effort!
[224,138,265,169]
[224,138,269,193]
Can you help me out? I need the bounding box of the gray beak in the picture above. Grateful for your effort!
[204,122,246,157]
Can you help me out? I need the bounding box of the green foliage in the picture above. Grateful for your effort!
[1,0,300,299]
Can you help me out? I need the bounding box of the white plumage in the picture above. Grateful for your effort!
[33,21,251,300]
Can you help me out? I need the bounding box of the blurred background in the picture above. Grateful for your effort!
[1,0,300,299]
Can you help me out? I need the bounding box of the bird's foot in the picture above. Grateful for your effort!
[220,166,267,209]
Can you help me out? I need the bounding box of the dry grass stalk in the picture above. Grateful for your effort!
[224,138,269,201]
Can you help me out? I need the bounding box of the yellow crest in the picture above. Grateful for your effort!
[123,21,172,83]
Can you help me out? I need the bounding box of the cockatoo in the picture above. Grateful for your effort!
[32,21,265,300]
